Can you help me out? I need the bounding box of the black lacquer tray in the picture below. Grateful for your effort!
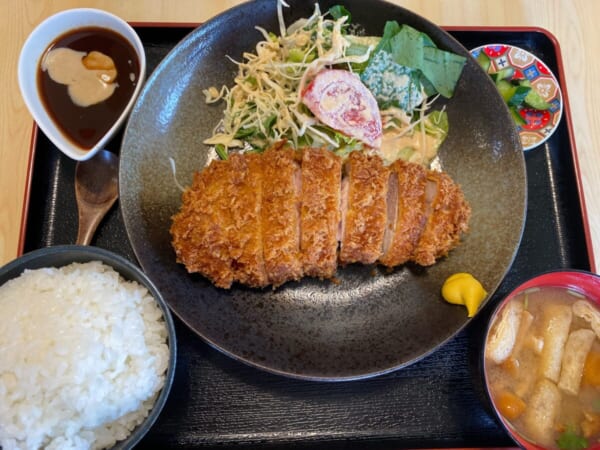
[20,25,592,449]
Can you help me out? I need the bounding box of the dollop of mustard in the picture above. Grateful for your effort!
[441,272,487,317]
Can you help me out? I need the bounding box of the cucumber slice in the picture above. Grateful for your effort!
[507,85,531,107]
[496,79,517,102]
[494,66,515,82]
[476,51,491,72]
[524,88,551,110]
[509,105,527,126]
[519,78,532,88]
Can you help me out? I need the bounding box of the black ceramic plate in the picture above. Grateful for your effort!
[119,0,526,380]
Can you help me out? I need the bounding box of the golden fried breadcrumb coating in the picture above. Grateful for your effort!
[300,147,342,278]
[171,144,471,289]
[339,151,390,265]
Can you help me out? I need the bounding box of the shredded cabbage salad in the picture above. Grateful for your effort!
[203,0,466,166]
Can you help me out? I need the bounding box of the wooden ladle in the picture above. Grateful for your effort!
[75,149,119,245]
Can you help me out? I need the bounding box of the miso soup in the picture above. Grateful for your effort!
[485,286,600,449]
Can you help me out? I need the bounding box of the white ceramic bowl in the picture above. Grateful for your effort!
[18,8,146,161]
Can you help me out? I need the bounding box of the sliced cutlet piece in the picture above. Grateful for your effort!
[413,170,471,266]
[227,152,268,288]
[261,143,303,286]
[339,151,390,265]
[379,159,428,267]
[380,164,399,262]
[300,147,342,279]
[170,158,237,289]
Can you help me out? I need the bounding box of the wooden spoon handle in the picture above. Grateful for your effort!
[76,208,104,245]
[76,199,117,245]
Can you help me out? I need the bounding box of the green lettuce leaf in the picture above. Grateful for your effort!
[329,5,351,22]
[425,110,449,137]
[374,22,466,98]
[373,20,401,54]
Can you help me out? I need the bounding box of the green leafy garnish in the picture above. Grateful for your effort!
[287,47,316,63]
[373,22,466,98]
[328,5,351,22]
[556,427,588,450]
[234,126,258,139]
[360,22,466,112]
[373,21,401,54]
[215,144,228,160]
[314,126,362,156]
[425,110,449,137]
[263,114,277,136]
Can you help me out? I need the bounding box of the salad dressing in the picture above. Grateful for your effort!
[380,129,442,165]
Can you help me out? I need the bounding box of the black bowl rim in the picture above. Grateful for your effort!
[0,244,177,450]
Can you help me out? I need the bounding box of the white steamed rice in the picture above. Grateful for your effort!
[0,261,170,450]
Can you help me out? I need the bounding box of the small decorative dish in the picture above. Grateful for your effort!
[471,43,563,151]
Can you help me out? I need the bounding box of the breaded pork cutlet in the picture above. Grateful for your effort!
[379,159,428,267]
[261,143,303,287]
[300,147,342,278]
[339,151,390,265]
[228,152,268,287]
[413,170,471,266]
[170,158,237,289]
[171,143,471,289]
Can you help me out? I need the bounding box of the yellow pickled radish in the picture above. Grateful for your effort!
[441,272,487,317]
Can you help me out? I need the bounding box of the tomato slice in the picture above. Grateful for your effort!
[301,69,382,148]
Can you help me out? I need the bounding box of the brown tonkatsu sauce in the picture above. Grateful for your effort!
[38,27,139,150]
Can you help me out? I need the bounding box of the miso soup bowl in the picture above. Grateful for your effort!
[483,270,600,450]
[18,8,146,161]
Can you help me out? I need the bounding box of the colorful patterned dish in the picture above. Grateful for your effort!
[471,44,563,151]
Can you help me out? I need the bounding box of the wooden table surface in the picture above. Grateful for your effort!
[1,0,599,268]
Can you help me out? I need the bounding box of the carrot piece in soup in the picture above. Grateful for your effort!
[500,356,520,377]
[582,350,600,387]
[496,390,526,421]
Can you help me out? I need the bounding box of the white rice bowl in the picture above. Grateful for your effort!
[0,261,170,450]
